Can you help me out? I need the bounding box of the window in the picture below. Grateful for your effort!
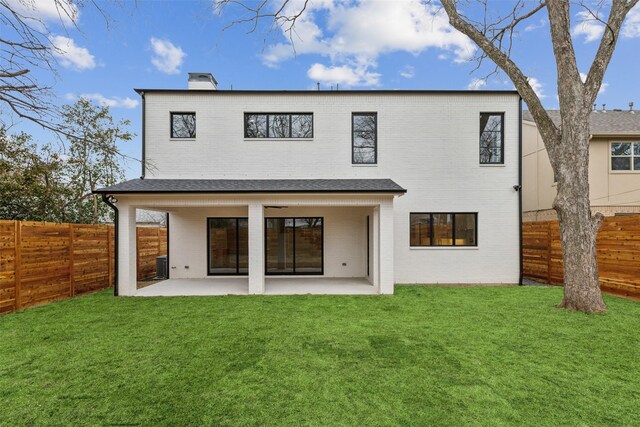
[480,113,504,164]
[208,218,248,275]
[410,213,477,247]
[171,112,196,138]
[611,142,640,171]
[352,113,377,164]
[244,113,313,138]
[265,217,323,274]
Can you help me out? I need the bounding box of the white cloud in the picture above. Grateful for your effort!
[66,93,139,109]
[150,38,186,74]
[5,0,79,25]
[50,35,96,71]
[399,65,415,79]
[307,63,381,87]
[524,18,546,32]
[262,0,476,87]
[528,77,546,98]
[467,78,486,90]
[572,10,604,43]
[622,4,640,38]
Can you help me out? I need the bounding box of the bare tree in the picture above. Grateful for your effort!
[216,0,639,312]
[0,0,110,136]
[440,0,637,313]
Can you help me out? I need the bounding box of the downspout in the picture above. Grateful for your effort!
[102,194,119,296]
[165,212,170,279]
[518,97,524,286]
[140,90,146,179]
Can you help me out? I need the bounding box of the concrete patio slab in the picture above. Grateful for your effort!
[265,277,377,295]
[134,277,376,296]
[135,278,249,296]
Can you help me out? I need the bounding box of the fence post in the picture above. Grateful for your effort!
[546,221,552,284]
[135,227,139,282]
[69,224,75,297]
[14,221,21,310]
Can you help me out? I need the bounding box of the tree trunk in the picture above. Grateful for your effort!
[552,113,606,313]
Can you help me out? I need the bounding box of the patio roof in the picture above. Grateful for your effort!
[94,178,407,194]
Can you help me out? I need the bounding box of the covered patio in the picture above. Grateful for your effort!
[136,277,377,296]
[95,178,405,296]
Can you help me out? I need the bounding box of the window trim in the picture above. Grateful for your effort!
[244,112,314,139]
[170,112,196,139]
[479,112,505,165]
[206,217,248,276]
[352,112,378,165]
[609,141,640,173]
[409,212,478,247]
[264,217,324,276]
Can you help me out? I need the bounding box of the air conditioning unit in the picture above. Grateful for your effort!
[156,255,168,279]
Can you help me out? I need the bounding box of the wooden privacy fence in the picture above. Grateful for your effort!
[136,226,168,280]
[0,220,167,314]
[523,215,640,299]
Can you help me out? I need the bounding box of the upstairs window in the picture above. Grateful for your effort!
[410,213,477,247]
[244,113,313,138]
[480,113,504,164]
[171,112,196,138]
[611,142,640,171]
[352,112,377,164]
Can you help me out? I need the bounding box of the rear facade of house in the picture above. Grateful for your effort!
[97,73,522,296]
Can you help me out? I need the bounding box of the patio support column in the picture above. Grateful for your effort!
[248,202,265,294]
[372,206,380,290]
[118,204,137,296]
[378,200,395,295]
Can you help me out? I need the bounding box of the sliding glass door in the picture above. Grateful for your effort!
[265,217,323,275]
[208,218,248,275]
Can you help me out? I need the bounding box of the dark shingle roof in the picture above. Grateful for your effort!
[94,178,406,194]
[523,110,640,135]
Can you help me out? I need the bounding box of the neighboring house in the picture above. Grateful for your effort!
[523,108,640,221]
[95,72,522,296]
[136,209,167,227]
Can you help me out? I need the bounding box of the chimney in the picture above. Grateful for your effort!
[188,72,217,90]
[602,103,606,112]
[630,102,634,111]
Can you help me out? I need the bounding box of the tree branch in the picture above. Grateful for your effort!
[583,0,639,106]
[441,0,560,147]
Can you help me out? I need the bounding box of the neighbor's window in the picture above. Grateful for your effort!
[611,142,640,171]
[244,113,313,138]
[352,112,377,164]
[171,112,196,138]
[410,213,477,247]
[480,113,504,164]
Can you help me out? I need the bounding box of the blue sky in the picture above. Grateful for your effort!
[7,0,640,179]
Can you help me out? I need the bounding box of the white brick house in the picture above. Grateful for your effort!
[96,73,522,296]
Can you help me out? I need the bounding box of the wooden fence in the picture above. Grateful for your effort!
[0,220,166,314]
[523,215,640,299]
[136,226,168,281]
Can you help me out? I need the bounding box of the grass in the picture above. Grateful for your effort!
[1,286,639,426]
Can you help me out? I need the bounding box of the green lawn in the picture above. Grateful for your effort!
[1,286,639,426]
